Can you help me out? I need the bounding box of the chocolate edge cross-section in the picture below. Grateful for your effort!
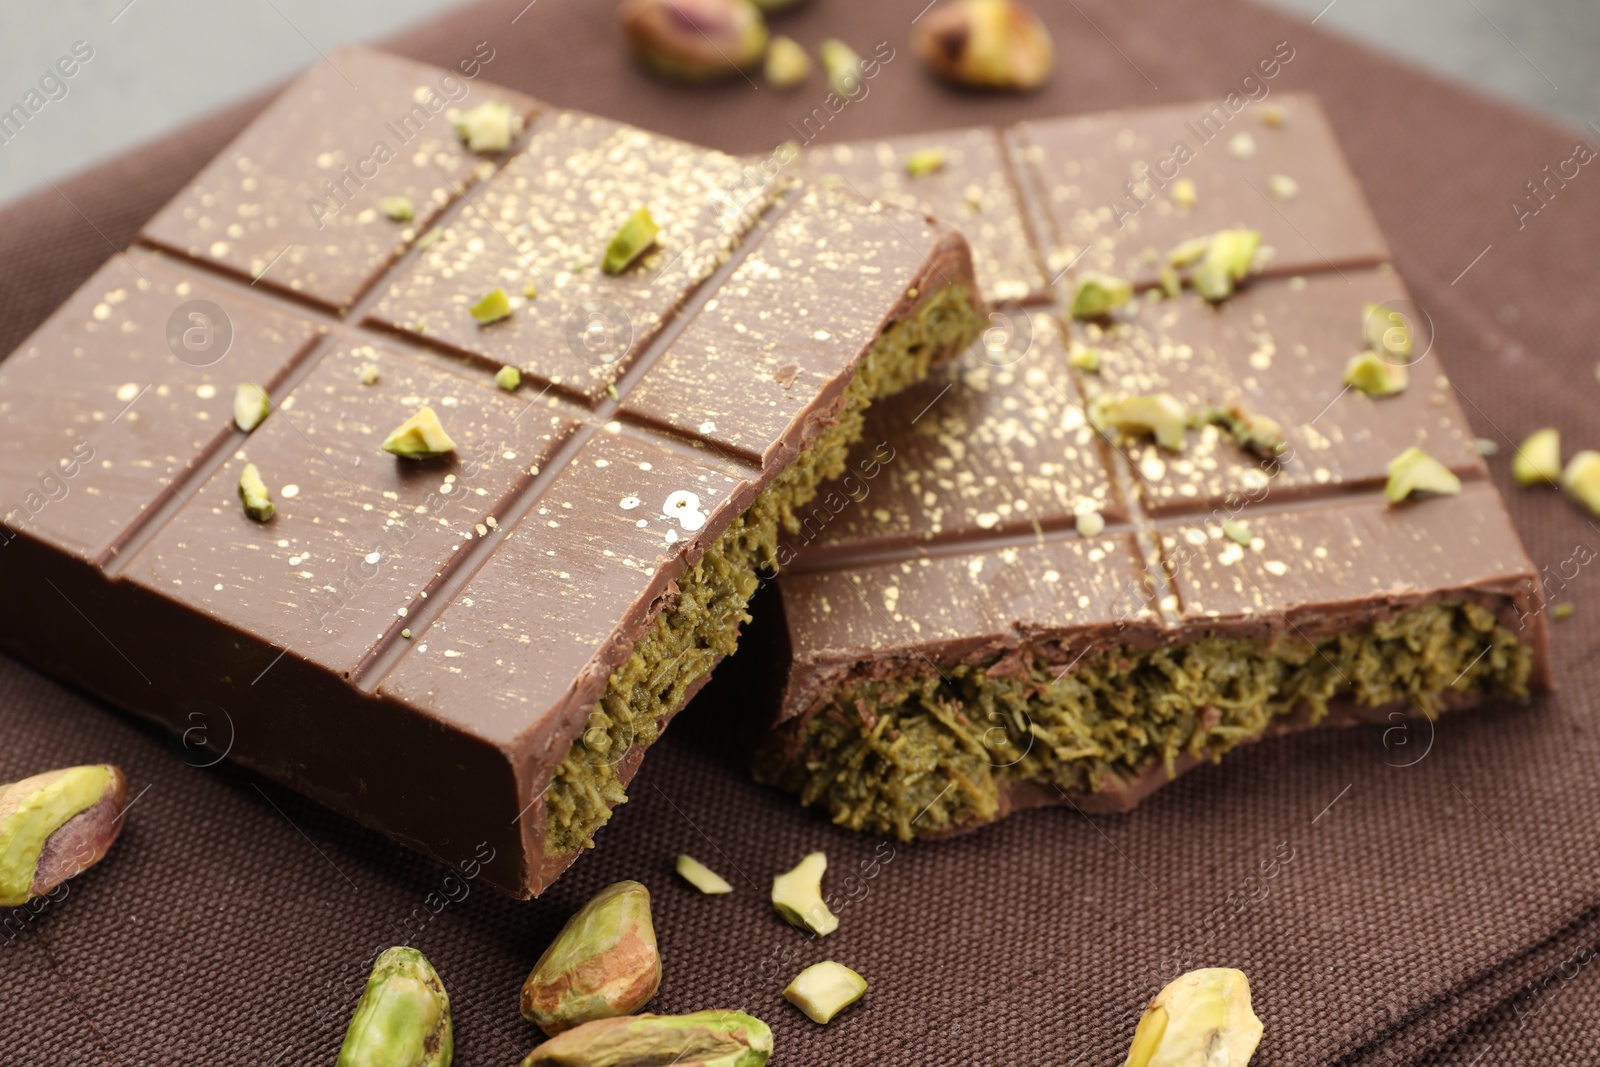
[0,46,983,897]
[752,96,1551,842]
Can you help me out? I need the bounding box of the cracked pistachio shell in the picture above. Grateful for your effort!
[1090,394,1190,452]
[382,407,456,460]
[913,0,1053,91]
[1069,271,1133,319]
[1385,447,1462,505]
[1561,450,1600,516]
[233,383,270,432]
[619,0,768,83]
[520,1011,772,1067]
[1512,427,1561,486]
[0,764,127,907]
[521,881,661,1037]
[337,947,453,1067]
[783,961,867,1024]
[1123,968,1263,1067]
[238,462,274,522]
[771,851,838,935]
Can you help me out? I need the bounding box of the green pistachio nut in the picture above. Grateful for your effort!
[1069,271,1133,319]
[238,462,275,522]
[1067,343,1102,373]
[470,287,513,326]
[912,0,1054,91]
[495,365,523,393]
[336,946,453,1067]
[818,39,865,99]
[1342,351,1409,397]
[454,101,519,154]
[1205,403,1287,458]
[1158,265,1181,300]
[771,851,838,935]
[1222,519,1253,547]
[1267,174,1299,200]
[521,881,662,1036]
[234,383,270,432]
[1171,178,1197,210]
[602,208,661,275]
[1192,229,1261,303]
[1123,967,1263,1067]
[904,147,948,178]
[783,961,867,1024]
[1561,450,1600,516]
[1362,303,1413,360]
[676,854,734,894]
[764,36,810,90]
[1385,446,1461,504]
[1075,510,1106,538]
[1167,236,1211,268]
[1089,394,1190,452]
[380,196,415,222]
[382,407,457,460]
[520,1010,772,1067]
[1513,427,1561,486]
[619,0,768,83]
[0,764,127,907]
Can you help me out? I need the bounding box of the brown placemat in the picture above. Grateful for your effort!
[3,1,1599,1064]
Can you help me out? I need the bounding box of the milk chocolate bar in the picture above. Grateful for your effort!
[755,98,1548,840]
[0,47,982,896]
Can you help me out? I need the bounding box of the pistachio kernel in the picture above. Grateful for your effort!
[1171,178,1197,210]
[1554,602,1576,619]
[1474,437,1499,456]
[494,365,522,393]
[233,383,270,432]
[1124,968,1263,1067]
[336,947,453,1067]
[771,851,838,936]
[0,764,128,907]
[1167,236,1212,268]
[379,196,415,222]
[238,462,274,522]
[520,881,661,1036]
[1222,519,1252,546]
[454,100,519,154]
[519,1011,773,1067]
[1089,393,1190,452]
[1205,403,1287,458]
[1266,174,1299,200]
[784,961,868,1024]
[1385,446,1462,504]
[1362,303,1413,360]
[1512,427,1561,486]
[1075,510,1106,538]
[382,407,457,460]
[818,38,865,98]
[1342,352,1409,397]
[415,229,442,251]
[676,854,734,894]
[1158,265,1181,300]
[1560,450,1600,516]
[602,207,661,275]
[765,35,811,90]
[523,282,539,299]
[1069,271,1134,319]
[904,146,948,178]
[1067,344,1102,373]
[619,0,769,83]
[1192,229,1261,302]
[470,287,513,326]
[1228,131,1257,159]
[912,0,1054,91]
[359,363,380,386]
[401,628,413,639]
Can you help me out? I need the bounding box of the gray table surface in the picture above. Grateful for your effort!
[0,0,1594,206]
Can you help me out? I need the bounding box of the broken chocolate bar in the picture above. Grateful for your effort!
[0,47,982,896]
[752,99,1548,840]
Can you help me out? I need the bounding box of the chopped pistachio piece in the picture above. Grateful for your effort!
[602,207,660,275]
[1222,519,1252,546]
[1260,102,1287,126]
[1228,132,1257,159]
[1067,344,1102,373]
[1158,265,1181,300]
[1167,236,1211,268]
[1192,229,1261,302]
[771,851,838,936]
[676,854,734,895]
[454,100,518,154]
[1075,510,1105,538]
[1362,303,1413,360]
[359,363,380,386]
[1089,393,1189,452]
[1205,403,1287,458]
[783,961,867,1024]
[1171,178,1197,210]
[233,383,270,432]
[1069,271,1133,319]
[379,196,414,222]
[1124,968,1263,1067]
[1342,351,1409,397]
[818,39,865,98]
[470,287,513,326]
[523,282,539,299]
[1266,174,1299,200]
[494,365,522,392]
[904,147,948,178]
[1554,602,1576,620]
[401,628,412,639]
[1385,447,1462,504]
[238,463,274,522]
[1512,427,1561,486]
[1474,437,1499,456]
[382,407,457,460]
[415,228,442,251]
[1561,450,1600,516]
[765,35,811,90]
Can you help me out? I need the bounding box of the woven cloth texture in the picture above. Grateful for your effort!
[2,0,1598,1064]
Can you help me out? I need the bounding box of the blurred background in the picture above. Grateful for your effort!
[0,0,1595,203]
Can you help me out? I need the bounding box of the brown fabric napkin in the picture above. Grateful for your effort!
[3,1,1598,1064]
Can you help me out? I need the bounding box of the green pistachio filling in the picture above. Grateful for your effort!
[543,284,981,856]
[766,601,1531,839]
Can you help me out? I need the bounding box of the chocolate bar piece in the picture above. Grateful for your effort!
[753,99,1548,840]
[0,47,982,896]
